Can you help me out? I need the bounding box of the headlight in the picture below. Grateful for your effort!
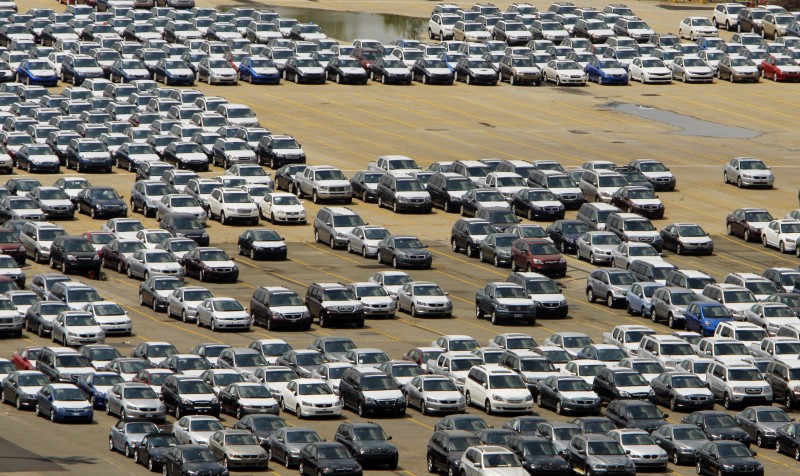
[301,401,312,406]
[66,254,76,260]
[365,397,376,404]
[532,258,543,264]
[524,394,533,401]
[492,395,504,401]
[496,304,507,310]
[619,390,630,397]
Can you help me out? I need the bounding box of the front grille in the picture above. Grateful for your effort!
[337,307,354,312]
[642,455,659,460]
[409,255,427,259]
[737,467,755,472]
[213,268,232,273]
[560,194,577,200]
[576,400,595,405]
[314,403,333,408]
[544,207,561,213]
[638,237,654,242]
[329,187,347,192]
[283,313,303,320]
[506,399,523,404]
[745,388,762,394]
[509,305,528,311]
[334,469,355,474]
[0,317,12,323]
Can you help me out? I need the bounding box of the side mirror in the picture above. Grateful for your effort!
[625,450,632,455]
[474,463,482,468]
[664,435,672,441]
[387,436,393,440]
[662,413,669,419]
[751,451,757,457]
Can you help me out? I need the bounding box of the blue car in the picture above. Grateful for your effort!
[16,59,58,86]
[108,59,152,83]
[76,372,124,409]
[695,37,726,51]
[35,383,94,423]
[684,301,734,336]
[584,57,629,85]
[238,57,281,84]
[626,282,662,317]
[151,59,196,86]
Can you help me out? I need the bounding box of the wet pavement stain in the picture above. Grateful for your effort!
[601,102,762,139]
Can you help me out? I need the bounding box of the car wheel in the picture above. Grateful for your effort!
[211,319,217,331]
[781,241,786,253]
[362,247,368,258]
[358,402,366,417]
[587,288,596,303]
[606,293,615,308]
[319,311,327,328]
[696,460,703,475]
[199,269,205,282]
[466,244,474,257]
[392,257,399,268]
[744,230,751,242]
[737,177,743,188]
[451,239,459,252]
[411,305,418,317]
[756,433,764,447]
[464,391,471,407]
[493,255,500,267]
[50,409,56,422]
[125,444,133,458]
[795,447,800,461]
[785,394,793,409]
[668,313,677,328]
[672,450,680,465]
[117,261,125,273]
[476,305,484,319]
[329,236,336,249]
[555,401,563,415]
[109,436,115,452]
[723,393,733,409]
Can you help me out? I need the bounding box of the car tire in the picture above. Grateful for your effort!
[606,293,615,308]
[737,177,743,188]
[555,401,563,415]
[329,236,336,249]
[124,444,133,458]
[723,393,733,410]
[392,257,399,268]
[744,230,751,242]
[587,288,595,303]
[358,402,366,417]
[696,460,703,474]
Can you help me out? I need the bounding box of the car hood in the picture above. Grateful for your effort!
[619,384,651,394]
[54,401,92,410]
[746,221,769,230]
[496,298,535,306]
[643,66,672,74]
[252,240,286,249]
[202,259,236,268]
[126,397,162,407]
[678,236,712,244]
[424,389,463,400]
[317,179,350,187]
[182,461,224,472]
[465,468,525,476]
[601,67,628,76]
[561,390,599,399]
[124,68,150,75]
[297,393,339,404]
[360,296,394,306]
[239,396,277,407]
[224,149,256,158]
[683,66,713,73]
[272,305,308,314]
[19,385,44,396]
[469,68,496,75]
[66,324,104,334]
[630,199,662,206]
[673,387,713,397]
[732,65,759,73]
[706,427,749,439]
[362,389,404,399]
[397,191,430,199]
[298,66,325,74]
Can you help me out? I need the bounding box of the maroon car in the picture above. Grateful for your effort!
[12,346,42,371]
[510,238,567,277]
[725,207,773,242]
[353,47,381,70]
[0,228,25,264]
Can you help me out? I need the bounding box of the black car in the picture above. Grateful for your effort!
[411,57,455,84]
[101,238,146,274]
[369,57,412,84]
[593,367,650,402]
[162,142,210,172]
[546,219,590,253]
[507,436,570,476]
[425,430,482,476]
[325,56,368,84]
[459,189,507,217]
[237,228,287,260]
[283,57,326,84]
[604,400,668,433]
[233,414,287,447]
[334,422,398,468]
[161,375,220,418]
[160,213,209,246]
[570,416,617,435]
[48,236,101,277]
[651,423,709,465]
[275,164,307,190]
[475,207,521,232]
[161,445,227,476]
[426,173,476,212]
[775,421,800,459]
[25,300,70,337]
[434,414,490,432]
[338,367,405,417]
[650,372,715,411]
[298,442,363,476]
[255,135,305,169]
[76,187,128,219]
[134,433,180,473]
[511,188,566,221]
[681,411,751,445]
[218,383,279,418]
[249,286,311,331]
[695,441,762,476]
[179,247,238,283]
[4,177,41,197]
[136,161,175,182]
[14,144,60,173]
[112,143,160,172]
[475,428,516,446]
[138,275,184,312]
[345,171,379,203]
[266,427,322,468]
[503,416,549,436]
[454,58,499,85]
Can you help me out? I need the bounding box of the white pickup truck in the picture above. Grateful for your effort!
[367,155,421,177]
[602,324,656,356]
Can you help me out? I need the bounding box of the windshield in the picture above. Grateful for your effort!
[285,430,321,444]
[55,355,91,367]
[298,382,333,395]
[451,358,483,371]
[123,387,158,399]
[332,215,364,227]
[268,293,304,307]
[775,342,800,354]
[423,379,458,391]
[723,290,755,303]
[615,373,648,386]
[489,375,526,389]
[717,445,754,458]
[745,282,777,295]
[263,370,296,382]
[588,442,624,455]
[608,273,636,286]
[557,378,592,391]
[382,274,412,286]
[483,453,520,468]
[53,387,87,402]
[728,369,763,381]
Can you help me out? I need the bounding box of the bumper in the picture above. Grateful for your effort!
[729,393,772,405]
[23,76,59,86]
[643,74,672,83]
[739,176,775,187]
[42,207,75,219]
[633,207,664,220]
[394,256,432,268]
[202,268,239,282]
[251,247,288,259]
[322,310,364,325]
[670,396,715,410]
[629,458,668,470]
[77,160,113,171]
[240,404,280,416]
[425,400,467,412]
[393,201,432,212]
[211,318,252,329]
[176,401,220,416]
[53,407,93,421]
[363,305,396,318]
[554,75,586,84]
[272,213,306,224]
[561,399,602,412]
[163,75,195,85]
[490,400,534,412]
[534,301,569,318]
[249,73,281,84]
[99,321,133,335]
[63,260,101,273]
[315,190,352,200]
[494,309,537,321]
[677,242,714,254]
[65,334,105,346]
[423,74,453,84]
[355,453,399,467]
[557,196,584,209]
[226,455,269,468]
[411,303,452,316]
[269,313,313,329]
[301,403,343,416]
[526,261,567,276]
[465,74,496,85]
[210,75,239,84]
[361,400,405,414]
[26,162,61,173]
[124,407,167,419]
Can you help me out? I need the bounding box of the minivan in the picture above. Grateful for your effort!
[605,212,663,251]
[339,366,406,417]
[376,174,432,213]
[576,202,621,231]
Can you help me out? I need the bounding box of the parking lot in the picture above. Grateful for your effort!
[1,0,800,474]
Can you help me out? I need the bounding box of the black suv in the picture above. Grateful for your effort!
[426,172,476,212]
[334,422,399,468]
[339,367,406,417]
[161,375,220,419]
[250,286,312,331]
[305,282,365,328]
[48,236,101,277]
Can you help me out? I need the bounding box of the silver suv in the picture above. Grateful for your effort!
[19,221,67,263]
[586,268,637,308]
[706,361,772,409]
[313,207,365,249]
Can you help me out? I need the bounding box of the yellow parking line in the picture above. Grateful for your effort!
[122,304,224,344]
[428,249,507,278]
[404,415,434,431]
[236,258,308,287]
[718,235,799,267]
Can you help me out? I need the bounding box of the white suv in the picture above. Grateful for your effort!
[723,272,780,300]
[207,187,259,225]
[706,361,772,409]
[463,365,534,414]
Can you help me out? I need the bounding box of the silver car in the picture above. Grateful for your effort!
[607,429,668,471]
[744,303,799,336]
[173,415,225,445]
[105,382,167,421]
[208,429,269,469]
[396,281,453,317]
[126,249,185,280]
[195,297,252,331]
[723,157,774,189]
[167,286,214,322]
[310,362,353,394]
[543,332,595,358]
[611,242,663,269]
[650,287,706,328]
[575,231,622,265]
[345,225,390,257]
[403,374,466,414]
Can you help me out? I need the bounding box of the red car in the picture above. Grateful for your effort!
[401,347,444,371]
[353,47,381,70]
[0,227,25,264]
[82,231,114,256]
[760,55,800,81]
[12,346,42,370]
[224,51,248,72]
[510,238,568,277]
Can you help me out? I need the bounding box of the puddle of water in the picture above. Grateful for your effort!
[603,102,761,139]
[220,4,427,44]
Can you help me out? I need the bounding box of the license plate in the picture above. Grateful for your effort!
[317,410,332,414]
[144,413,154,418]
[258,409,269,413]
[514,314,523,318]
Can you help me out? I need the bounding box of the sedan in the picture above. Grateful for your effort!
[112,143,160,172]
[659,223,714,255]
[761,54,800,81]
[195,297,251,331]
[628,57,673,84]
[761,219,800,253]
[411,57,454,85]
[259,192,306,225]
[584,57,629,85]
[236,228,287,261]
[716,55,760,82]
[108,419,160,457]
[2,370,49,409]
[298,442,362,476]
[218,382,279,418]
[511,188,565,221]
[197,57,239,85]
[133,433,180,473]
[576,231,622,265]
[108,59,151,83]
[670,55,714,83]
[535,375,601,415]
[478,233,516,267]
[723,158,774,189]
[610,186,664,219]
[162,142,209,172]
[283,57,325,84]
[454,58,498,85]
[152,59,196,86]
[77,187,127,219]
[207,429,269,469]
[280,378,342,418]
[396,281,453,317]
[35,383,93,423]
[161,444,227,476]
[744,303,798,335]
[238,57,281,84]
[695,441,761,476]
[404,375,466,414]
[126,249,185,280]
[15,144,60,173]
[376,236,432,269]
[179,247,239,283]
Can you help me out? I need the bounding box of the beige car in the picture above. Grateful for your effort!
[760,13,794,39]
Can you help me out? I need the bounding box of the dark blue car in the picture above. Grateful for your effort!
[584,57,629,85]
[238,57,281,84]
[16,59,59,86]
[76,372,124,409]
[151,59,196,86]
[35,383,94,423]
[108,59,152,83]
[684,301,734,336]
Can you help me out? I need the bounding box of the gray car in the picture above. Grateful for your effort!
[537,422,582,454]
[108,419,160,457]
[167,286,213,323]
[195,297,251,331]
[478,233,516,267]
[735,406,792,447]
[376,235,433,269]
[404,374,466,414]
[396,281,453,317]
[208,429,269,469]
[105,382,167,421]
[743,303,798,336]
[606,429,668,471]
[723,157,774,189]
[308,336,356,362]
[610,242,662,270]
[586,268,637,308]
[575,231,621,265]
[651,423,713,465]
[345,225,390,258]
[650,287,706,328]
[266,426,322,468]
[125,249,185,280]
[565,434,636,476]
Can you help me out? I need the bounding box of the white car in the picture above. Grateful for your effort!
[195,297,252,331]
[207,187,259,225]
[368,271,412,296]
[135,229,173,249]
[345,282,396,319]
[258,192,306,224]
[51,311,105,346]
[542,59,587,85]
[560,359,606,385]
[459,446,526,476]
[462,366,534,414]
[310,362,353,394]
[280,378,342,418]
[173,415,224,445]
[678,16,719,39]
[225,164,273,187]
[670,56,714,83]
[484,172,526,200]
[628,57,673,84]
[101,218,145,240]
[82,301,132,336]
[713,3,745,30]
[761,219,800,253]
[198,57,239,85]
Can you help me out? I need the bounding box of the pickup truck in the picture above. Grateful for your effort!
[294,165,353,204]
[601,325,656,357]
[749,337,800,361]
[475,282,537,325]
[426,351,483,390]
[366,155,421,177]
